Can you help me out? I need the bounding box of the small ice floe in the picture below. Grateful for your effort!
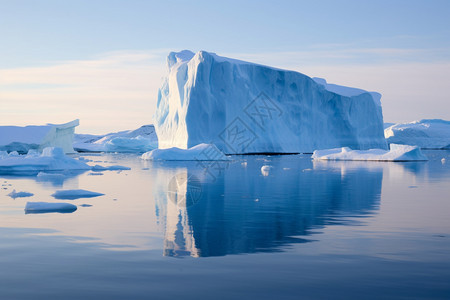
[283,167,290,170]
[52,189,104,200]
[261,165,272,176]
[91,165,131,171]
[25,202,77,214]
[0,147,90,175]
[88,172,104,176]
[302,168,312,172]
[241,162,247,167]
[7,189,34,199]
[442,158,446,164]
[312,144,428,161]
[141,144,229,161]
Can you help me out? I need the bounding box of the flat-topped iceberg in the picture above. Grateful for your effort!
[385,119,450,149]
[74,125,158,153]
[141,143,229,161]
[0,120,79,154]
[154,50,387,154]
[0,147,90,175]
[312,144,428,161]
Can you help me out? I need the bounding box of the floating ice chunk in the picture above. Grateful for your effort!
[52,189,105,200]
[442,158,446,164]
[261,165,272,176]
[91,165,131,171]
[25,202,77,214]
[141,144,230,161]
[312,144,428,161]
[385,119,450,149]
[7,189,34,199]
[0,147,90,175]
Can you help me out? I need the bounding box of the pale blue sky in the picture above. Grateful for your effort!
[1,0,449,133]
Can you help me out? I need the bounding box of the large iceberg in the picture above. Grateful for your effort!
[154,50,387,154]
[74,125,158,153]
[385,119,450,149]
[0,120,79,154]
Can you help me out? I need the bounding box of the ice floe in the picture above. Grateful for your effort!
[141,144,229,161]
[51,189,105,200]
[312,144,428,162]
[0,147,90,175]
[7,190,34,199]
[25,202,77,214]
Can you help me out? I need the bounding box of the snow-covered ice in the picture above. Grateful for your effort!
[74,125,158,153]
[0,120,79,154]
[385,119,450,149]
[25,202,77,214]
[0,147,90,175]
[154,50,387,154]
[312,144,428,162]
[52,189,105,200]
[141,143,229,161]
[7,190,34,199]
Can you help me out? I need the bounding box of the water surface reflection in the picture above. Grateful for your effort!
[152,156,384,257]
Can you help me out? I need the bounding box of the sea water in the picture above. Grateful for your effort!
[0,151,449,299]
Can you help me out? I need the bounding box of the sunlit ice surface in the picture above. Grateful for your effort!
[0,150,449,299]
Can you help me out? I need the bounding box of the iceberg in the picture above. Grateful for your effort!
[74,125,158,153]
[0,147,90,175]
[25,202,77,214]
[154,50,387,154]
[385,119,450,149]
[0,120,79,154]
[312,144,428,161]
[141,143,229,161]
[52,189,104,200]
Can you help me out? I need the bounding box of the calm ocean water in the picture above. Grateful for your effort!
[1,150,449,299]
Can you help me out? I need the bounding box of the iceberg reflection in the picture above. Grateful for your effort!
[154,156,383,257]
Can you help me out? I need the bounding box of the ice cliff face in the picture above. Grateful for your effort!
[154,50,387,154]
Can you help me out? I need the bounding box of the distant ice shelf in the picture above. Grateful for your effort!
[74,125,158,153]
[0,120,79,154]
[312,144,428,161]
[385,119,450,149]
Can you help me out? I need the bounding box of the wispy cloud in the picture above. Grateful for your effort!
[0,50,169,133]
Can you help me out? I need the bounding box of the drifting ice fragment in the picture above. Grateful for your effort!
[7,190,34,199]
[52,189,105,200]
[25,202,77,214]
[141,144,229,161]
[312,144,428,161]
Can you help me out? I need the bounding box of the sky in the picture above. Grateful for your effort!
[0,0,449,134]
